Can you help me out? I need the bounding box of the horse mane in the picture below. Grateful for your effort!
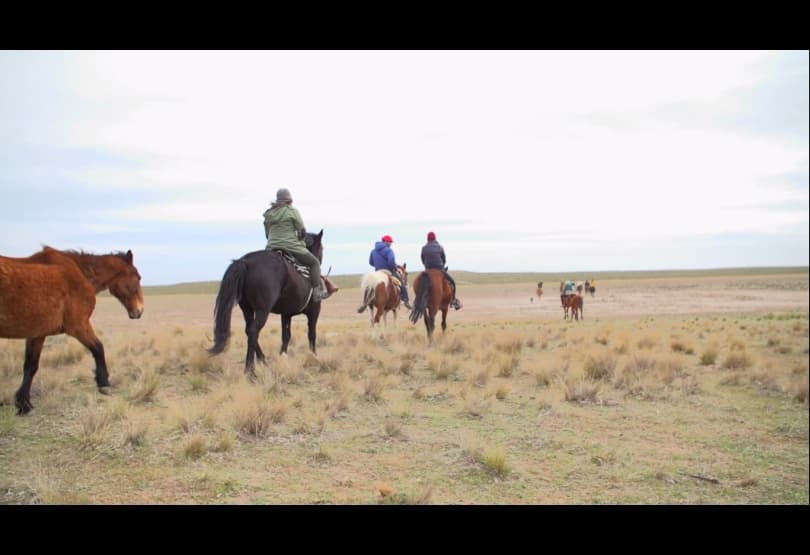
[42,246,131,264]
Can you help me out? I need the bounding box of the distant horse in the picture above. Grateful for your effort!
[563,293,583,321]
[408,269,452,343]
[208,230,329,379]
[357,264,408,332]
[536,281,544,299]
[1,246,144,414]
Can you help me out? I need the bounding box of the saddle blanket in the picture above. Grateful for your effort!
[274,250,310,279]
[379,269,401,287]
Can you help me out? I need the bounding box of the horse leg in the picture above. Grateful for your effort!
[441,307,448,334]
[14,337,45,415]
[422,312,432,344]
[306,309,320,354]
[280,314,293,355]
[68,323,112,392]
[245,309,270,379]
[427,309,437,344]
[240,304,267,367]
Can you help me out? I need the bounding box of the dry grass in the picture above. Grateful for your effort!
[1,272,807,504]
[700,345,719,366]
[723,352,754,370]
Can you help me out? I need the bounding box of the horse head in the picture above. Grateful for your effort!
[305,229,324,263]
[397,263,408,287]
[107,250,144,319]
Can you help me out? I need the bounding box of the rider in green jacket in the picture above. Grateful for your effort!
[263,188,329,301]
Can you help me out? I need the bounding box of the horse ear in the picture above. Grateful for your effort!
[317,229,323,239]
[403,262,406,270]
[126,250,133,264]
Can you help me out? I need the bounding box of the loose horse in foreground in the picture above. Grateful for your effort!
[0,246,144,414]
[357,264,407,333]
[208,230,330,379]
[563,293,583,321]
[409,269,452,343]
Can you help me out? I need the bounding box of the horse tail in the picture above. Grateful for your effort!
[362,283,376,308]
[409,272,431,324]
[209,258,247,355]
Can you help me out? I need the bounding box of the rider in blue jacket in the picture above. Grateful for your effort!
[369,235,411,310]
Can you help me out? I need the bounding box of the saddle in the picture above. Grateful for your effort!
[272,249,339,296]
[379,269,401,288]
[273,249,310,279]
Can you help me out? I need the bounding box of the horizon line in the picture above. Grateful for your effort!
[141,264,810,289]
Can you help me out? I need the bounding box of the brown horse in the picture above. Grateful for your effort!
[409,269,452,343]
[0,246,144,414]
[563,293,583,321]
[357,264,408,332]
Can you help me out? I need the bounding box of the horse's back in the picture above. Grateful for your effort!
[238,249,312,315]
[0,256,93,338]
[417,269,452,307]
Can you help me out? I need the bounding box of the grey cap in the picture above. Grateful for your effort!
[276,188,293,203]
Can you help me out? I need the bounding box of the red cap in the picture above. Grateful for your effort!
[427,231,436,241]
[381,235,393,243]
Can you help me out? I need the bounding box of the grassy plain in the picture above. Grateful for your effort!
[1,268,807,504]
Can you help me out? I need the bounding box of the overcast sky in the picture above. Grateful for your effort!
[1,50,807,285]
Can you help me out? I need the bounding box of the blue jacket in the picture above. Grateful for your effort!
[369,241,397,271]
[421,240,446,270]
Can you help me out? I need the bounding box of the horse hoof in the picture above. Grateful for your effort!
[15,400,33,415]
[98,386,112,396]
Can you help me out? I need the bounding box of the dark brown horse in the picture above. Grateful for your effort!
[563,293,583,321]
[357,264,407,332]
[408,269,452,343]
[0,246,144,414]
[208,231,328,379]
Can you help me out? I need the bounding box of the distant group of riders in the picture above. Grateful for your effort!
[263,187,462,311]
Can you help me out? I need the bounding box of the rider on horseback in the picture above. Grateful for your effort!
[368,235,411,310]
[421,231,463,310]
[561,279,575,305]
[263,188,331,302]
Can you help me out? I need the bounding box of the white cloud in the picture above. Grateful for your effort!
[1,50,806,282]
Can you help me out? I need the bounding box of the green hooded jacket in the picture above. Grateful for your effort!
[263,204,308,254]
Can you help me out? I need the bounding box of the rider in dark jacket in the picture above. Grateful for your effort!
[420,231,462,310]
[369,235,411,309]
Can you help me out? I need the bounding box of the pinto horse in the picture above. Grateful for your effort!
[357,264,407,332]
[408,269,452,343]
[209,230,329,379]
[0,246,144,414]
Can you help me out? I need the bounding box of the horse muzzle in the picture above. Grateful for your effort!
[129,307,144,319]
